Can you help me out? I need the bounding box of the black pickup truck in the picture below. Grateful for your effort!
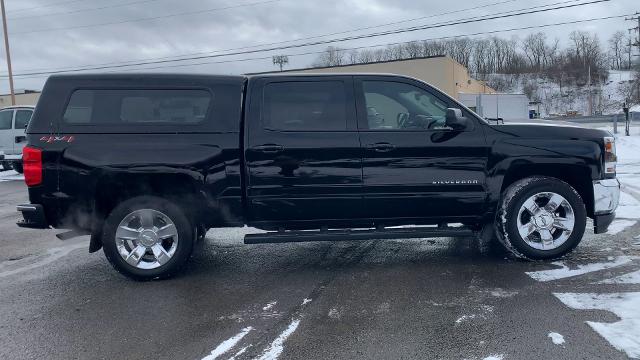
[17,73,620,280]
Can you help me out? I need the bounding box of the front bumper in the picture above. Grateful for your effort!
[16,204,49,229]
[592,179,620,234]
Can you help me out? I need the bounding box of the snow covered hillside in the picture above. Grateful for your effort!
[485,70,637,117]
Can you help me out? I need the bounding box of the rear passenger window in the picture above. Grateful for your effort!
[14,110,32,129]
[63,89,212,125]
[263,81,347,131]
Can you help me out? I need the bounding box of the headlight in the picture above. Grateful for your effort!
[604,137,617,174]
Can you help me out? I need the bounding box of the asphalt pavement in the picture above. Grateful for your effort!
[1,178,639,360]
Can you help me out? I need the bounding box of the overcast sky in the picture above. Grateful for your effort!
[0,0,638,93]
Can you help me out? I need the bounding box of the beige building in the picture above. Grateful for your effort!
[252,55,495,99]
[0,90,40,107]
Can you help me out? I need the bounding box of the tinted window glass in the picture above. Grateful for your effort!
[362,81,448,130]
[0,110,12,130]
[63,89,212,125]
[263,81,347,131]
[14,110,32,129]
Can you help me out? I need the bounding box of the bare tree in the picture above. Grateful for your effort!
[347,50,359,64]
[272,55,289,71]
[608,31,625,70]
[624,34,634,70]
[358,49,376,63]
[312,46,346,67]
[403,41,422,58]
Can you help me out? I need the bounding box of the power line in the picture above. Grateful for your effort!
[4,12,629,80]
[2,0,529,73]
[2,0,607,77]
[8,0,167,20]
[10,0,283,35]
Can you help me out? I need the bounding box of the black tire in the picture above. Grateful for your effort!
[12,161,23,174]
[496,176,587,260]
[102,196,194,281]
[0,162,8,171]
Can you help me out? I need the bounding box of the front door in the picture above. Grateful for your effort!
[245,76,363,227]
[355,76,489,223]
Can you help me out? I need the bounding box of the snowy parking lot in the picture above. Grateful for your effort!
[0,127,639,360]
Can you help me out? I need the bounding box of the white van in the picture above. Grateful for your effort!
[0,105,35,173]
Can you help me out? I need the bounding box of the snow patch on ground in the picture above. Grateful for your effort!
[607,220,637,235]
[202,326,252,360]
[328,308,341,319]
[525,256,636,282]
[489,289,519,298]
[599,269,640,284]
[548,332,565,345]
[554,292,640,359]
[227,346,249,360]
[482,355,504,360]
[256,319,300,360]
[0,170,23,182]
[302,298,312,306]
[263,301,277,311]
[455,314,476,324]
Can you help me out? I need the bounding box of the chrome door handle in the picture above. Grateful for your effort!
[366,143,396,152]
[253,144,284,153]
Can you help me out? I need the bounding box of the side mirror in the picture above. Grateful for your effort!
[445,108,469,130]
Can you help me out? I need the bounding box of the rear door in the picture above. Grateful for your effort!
[245,76,364,226]
[355,75,489,222]
[0,109,14,156]
[13,109,32,154]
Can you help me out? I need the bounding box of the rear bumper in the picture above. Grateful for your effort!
[592,179,620,234]
[1,154,21,161]
[16,204,49,229]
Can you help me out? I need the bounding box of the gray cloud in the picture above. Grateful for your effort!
[0,0,637,92]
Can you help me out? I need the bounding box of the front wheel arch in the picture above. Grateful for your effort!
[495,176,587,260]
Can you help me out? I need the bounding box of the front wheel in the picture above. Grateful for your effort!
[496,176,587,260]
[102,196,194,280]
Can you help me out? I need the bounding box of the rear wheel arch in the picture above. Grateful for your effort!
[101,195,195,280]
[90,172,210,252]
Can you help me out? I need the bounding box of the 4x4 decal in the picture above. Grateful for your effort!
[40,136,75,143]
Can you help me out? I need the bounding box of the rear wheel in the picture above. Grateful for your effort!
[12,161,23,174]
[102,196,194,280]
[496,176,586,260]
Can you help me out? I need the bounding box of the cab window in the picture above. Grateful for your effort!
[361,81,449,130]
[263,81,347,131]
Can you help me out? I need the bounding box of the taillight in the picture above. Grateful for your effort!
[23,146,42,186]
[603,137,617,175]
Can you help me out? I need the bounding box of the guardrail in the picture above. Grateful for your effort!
[543,115,627,123]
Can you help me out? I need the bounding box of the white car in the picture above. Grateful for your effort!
[0,105,35,173]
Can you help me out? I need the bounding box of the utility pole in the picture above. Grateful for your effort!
[0,0,14,105]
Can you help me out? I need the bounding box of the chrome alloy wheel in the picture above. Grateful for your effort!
[115,209,179,270]
[516,192,575,250]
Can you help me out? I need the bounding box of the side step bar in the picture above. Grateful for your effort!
[244,227,475,244]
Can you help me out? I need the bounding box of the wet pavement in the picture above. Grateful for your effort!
[1,179,639,360]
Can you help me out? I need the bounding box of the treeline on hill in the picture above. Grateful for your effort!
[310,30,640,103]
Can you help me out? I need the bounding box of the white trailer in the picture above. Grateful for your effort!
[458,93,529,121]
